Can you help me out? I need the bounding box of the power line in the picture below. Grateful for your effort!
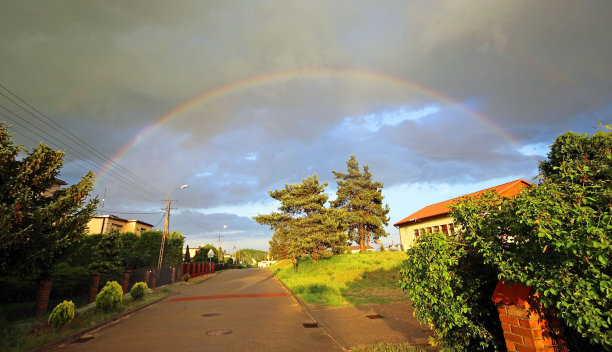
[0,85,165,195]
[0,84,165,201]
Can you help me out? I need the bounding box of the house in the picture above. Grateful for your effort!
[394,179,532,250]
[86,214,153,235]
[42,178,67,197]
[347,245,377,253]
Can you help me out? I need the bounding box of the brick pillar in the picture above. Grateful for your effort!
[88,274,100,304]
[144,270,151,287]
[34,279,53,317]
[122,271,131,294]
[492,279,568,352]
[150,269,157,289]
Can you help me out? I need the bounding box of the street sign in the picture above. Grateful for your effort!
[207,249,215,258]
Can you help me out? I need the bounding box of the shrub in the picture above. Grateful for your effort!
[182,274,190,282]
[95,281,123,311]
[48,300,75,330]
[398,231,504,351]
[130,282,148,299]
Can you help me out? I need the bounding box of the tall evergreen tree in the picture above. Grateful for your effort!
[184,245,191,263]
[331,155,390,252]
[254,175,347,270]
[0,123,98,278]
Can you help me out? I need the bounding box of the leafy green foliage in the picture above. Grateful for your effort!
[332,155,390,252]
[127,230,184,267]
[88,230,122,274]
[129,282,148,299]
[192,244,218,263]
[451,129,611,349]
[48,300,74,330]
[398,232,503,351]
[0,123,98,278]
[234,248,267,264]
[95,281,123,311]
[254,174,348,264]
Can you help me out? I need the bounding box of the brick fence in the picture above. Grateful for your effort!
[492,279,568,352]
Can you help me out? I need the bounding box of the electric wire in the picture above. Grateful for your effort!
[0,85,165,196]
[0,101,161,201]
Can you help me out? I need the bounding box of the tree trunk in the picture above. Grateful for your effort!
[359,223,366,252]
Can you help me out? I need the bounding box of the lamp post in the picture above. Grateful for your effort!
[218,225,227,262]
[157,184,188,272]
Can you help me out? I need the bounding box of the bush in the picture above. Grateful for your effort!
[182,274,190,282]
[398,232,503,351]
[48,300,75,330]
[130,282,148,299]
[95,281,123,311]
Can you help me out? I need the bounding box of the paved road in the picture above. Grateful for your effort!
[54,269,343,352]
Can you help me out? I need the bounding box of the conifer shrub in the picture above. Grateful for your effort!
[95,281,123,311]
[130,282,148,299]
[48,300,75,330]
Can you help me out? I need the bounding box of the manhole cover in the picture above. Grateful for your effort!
[201,313,221,317]
[366,314,383,319]
[303,322,319,328]
[206,329,233,336]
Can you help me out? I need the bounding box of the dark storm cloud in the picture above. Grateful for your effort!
[1,1,610,248]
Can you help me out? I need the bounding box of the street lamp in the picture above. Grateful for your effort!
[218,225,227,262]
[157,184,189,271]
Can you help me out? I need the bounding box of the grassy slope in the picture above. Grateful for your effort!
[272,251,410,307]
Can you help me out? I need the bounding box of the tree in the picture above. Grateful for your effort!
[184,245,191,263]
[332,155,390,252]
[254,174,348,270]
[192,244,218,263]
[88,230,123,274]
[451,128,611,349]
[399,128,611,350]
[0,123,98,279]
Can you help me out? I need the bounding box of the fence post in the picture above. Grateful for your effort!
[144,270,151,287]
[171,267,176,283]
[88,274,100,304]
[122,270,131,294]
[150,269,157,289]
[34,278,53,317]
[492,279,568,352]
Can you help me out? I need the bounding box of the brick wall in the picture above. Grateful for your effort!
[492,279,568,352]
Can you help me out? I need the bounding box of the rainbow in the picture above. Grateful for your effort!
[96,68,527,184]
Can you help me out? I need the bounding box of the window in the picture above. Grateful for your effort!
[441,224,448,236]
[449,224,455,235]
[433,226,439,233]
[414,229,419,238]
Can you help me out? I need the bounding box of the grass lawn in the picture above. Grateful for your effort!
[271,251,410,307]
[0,286,175,352]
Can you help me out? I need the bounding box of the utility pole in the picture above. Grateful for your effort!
[158,196,175,272]
[157,185,188,272]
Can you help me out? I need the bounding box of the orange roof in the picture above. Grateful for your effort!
[393,179,533,227]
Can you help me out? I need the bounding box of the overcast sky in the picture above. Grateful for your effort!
[1,1,609,251]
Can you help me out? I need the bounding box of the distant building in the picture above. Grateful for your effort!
[86,214,153,235]
[42,178,67,197]
[347,245,376,253]
[394,179,532,250]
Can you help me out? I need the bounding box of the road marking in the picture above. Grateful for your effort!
[166,292,288,302]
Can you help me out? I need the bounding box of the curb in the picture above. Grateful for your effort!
[32,290,178,352]
[270,269,348,352]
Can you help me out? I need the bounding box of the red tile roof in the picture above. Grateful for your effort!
[393,179,533,227]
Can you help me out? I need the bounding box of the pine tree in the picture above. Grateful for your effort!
[184,245,191,263]
[0,123,98,278]
[331,155,390,252]
[254,174,347,269]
